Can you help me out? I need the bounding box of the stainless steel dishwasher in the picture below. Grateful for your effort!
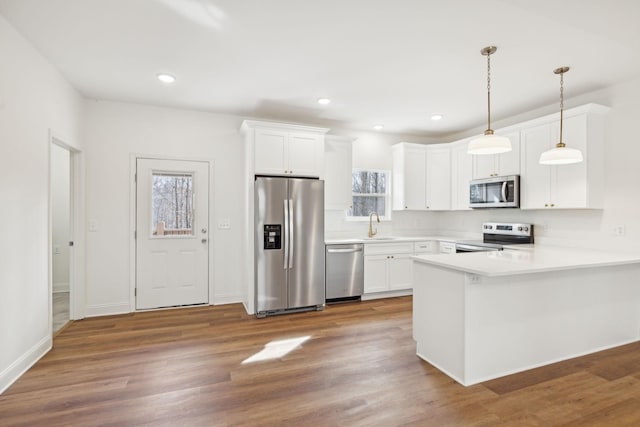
[325,243,364,303]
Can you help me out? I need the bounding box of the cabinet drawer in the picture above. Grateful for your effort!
[439,241,456,254]
[364,242,414,256]
[414,241,436,254]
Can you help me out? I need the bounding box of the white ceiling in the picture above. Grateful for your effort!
[1,0,639,137]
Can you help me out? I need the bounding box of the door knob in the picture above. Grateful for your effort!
[201,238,208,243]
[201,228,207,234]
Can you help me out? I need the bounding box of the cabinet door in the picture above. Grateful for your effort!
[324,138,353,210]
[472,154,498,179]
[497,131,521,176]
[388,254,413,290]
[450,141,472,210]
[552,115,588,208]
[254,128,288,175]
[288,132,322,177]
[403,148,427,209]
[520,123,553,209]
[364,255,389,293]
[426,146,451,210]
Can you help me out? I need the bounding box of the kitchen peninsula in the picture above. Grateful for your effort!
[412,247,640,386]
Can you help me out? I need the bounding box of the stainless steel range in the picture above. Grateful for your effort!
[455,222,534,253]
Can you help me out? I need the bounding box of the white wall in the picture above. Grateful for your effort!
[83,101,246,316]
[436,75,640,252]
[51,144,70,292]
[0,15,83,393]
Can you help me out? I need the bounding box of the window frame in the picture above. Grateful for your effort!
[346,168,392,221]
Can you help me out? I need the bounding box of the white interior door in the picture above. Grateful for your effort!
[136,158,209,309]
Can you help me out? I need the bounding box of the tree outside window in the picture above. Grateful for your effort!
[348,170,390,218]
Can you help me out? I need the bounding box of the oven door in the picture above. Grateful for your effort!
[455,244,502,253]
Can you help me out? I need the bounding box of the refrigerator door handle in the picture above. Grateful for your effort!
[283,199,289,270]
[288,199,294,269]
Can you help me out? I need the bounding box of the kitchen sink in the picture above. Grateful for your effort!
[364,236,397,240]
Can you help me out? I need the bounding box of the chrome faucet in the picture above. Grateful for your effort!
[368,212,380,238]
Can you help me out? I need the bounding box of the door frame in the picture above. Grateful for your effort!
[48,130,86,329]
[129,154,215,311]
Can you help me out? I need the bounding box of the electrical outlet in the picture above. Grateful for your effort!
[54,245,61,255]
[614,225,626,236]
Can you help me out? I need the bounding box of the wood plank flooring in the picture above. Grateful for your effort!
[1,296,640,426]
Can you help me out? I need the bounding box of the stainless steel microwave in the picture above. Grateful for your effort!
[469,175,520,208]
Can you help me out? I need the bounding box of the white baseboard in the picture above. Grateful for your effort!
[212,294,244,305]
[53,282,70,293]
[361,289,412,301]
[85,302,131,317]
[0,335,51,395]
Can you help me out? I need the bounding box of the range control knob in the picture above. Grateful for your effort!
[524,227,529,232]
[518,226,523,231]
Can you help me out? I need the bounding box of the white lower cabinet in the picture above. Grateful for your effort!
[364,242,414,294]
[439,241,456,254]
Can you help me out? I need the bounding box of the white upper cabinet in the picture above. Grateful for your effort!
[324,135,354,210]
[242,121,329,177]
[520,104,608,209]
[450,139,473,210]
[392,143,450,211]
[425,145,451,210]
[472,131,521,179]
[392,144,426,210]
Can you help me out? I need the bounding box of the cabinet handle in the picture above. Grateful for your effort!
[405,206,408,209]
[550,203,555,207]
[545,204,549,207]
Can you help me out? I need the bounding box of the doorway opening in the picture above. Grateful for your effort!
[51,143,71,333]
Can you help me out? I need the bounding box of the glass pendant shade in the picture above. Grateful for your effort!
[468,132,512,154]
[468,46,512,155]
[539,144,583,165]
[540,66,582,165]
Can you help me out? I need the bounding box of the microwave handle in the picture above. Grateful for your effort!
[501,181,507,202]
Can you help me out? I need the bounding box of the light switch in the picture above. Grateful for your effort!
[218,219,231,230]
[54,245,61,255]
[88,220,98,232]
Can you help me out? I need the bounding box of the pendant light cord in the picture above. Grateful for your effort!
[559,71,564,145]
[487,51,492,131]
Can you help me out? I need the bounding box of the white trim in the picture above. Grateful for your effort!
[85,302,131,317]
[212,294,244,305]
[0,335,51,394]
[130,153,216,313]
[49,130,86,323]
[241,120,330,135]
[361,289,412,300]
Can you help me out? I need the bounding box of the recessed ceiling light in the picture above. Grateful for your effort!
[157,73,176,83]
[317,97,331,105]
[431,114,444,121]
[373,124,384,131]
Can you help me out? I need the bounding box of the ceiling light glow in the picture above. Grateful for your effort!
[431,114,443,121]
[317,98,331,105]
[373,124,384,131]
[157,73,176,83]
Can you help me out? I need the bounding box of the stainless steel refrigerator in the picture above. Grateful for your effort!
[254,176,325,317]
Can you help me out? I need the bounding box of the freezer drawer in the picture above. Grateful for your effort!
[325,244,364,301]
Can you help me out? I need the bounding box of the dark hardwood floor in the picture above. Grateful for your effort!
[1,297,640,426]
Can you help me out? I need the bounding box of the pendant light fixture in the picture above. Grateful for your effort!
[468,46,512,155]
[539,67,583,165]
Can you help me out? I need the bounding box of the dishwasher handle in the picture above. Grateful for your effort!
[327,247,363,254]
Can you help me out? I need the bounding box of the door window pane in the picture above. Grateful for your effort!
[152,173,194,237]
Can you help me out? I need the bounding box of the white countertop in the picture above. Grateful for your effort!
[413,246,640,276]
[325,235,460,245]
